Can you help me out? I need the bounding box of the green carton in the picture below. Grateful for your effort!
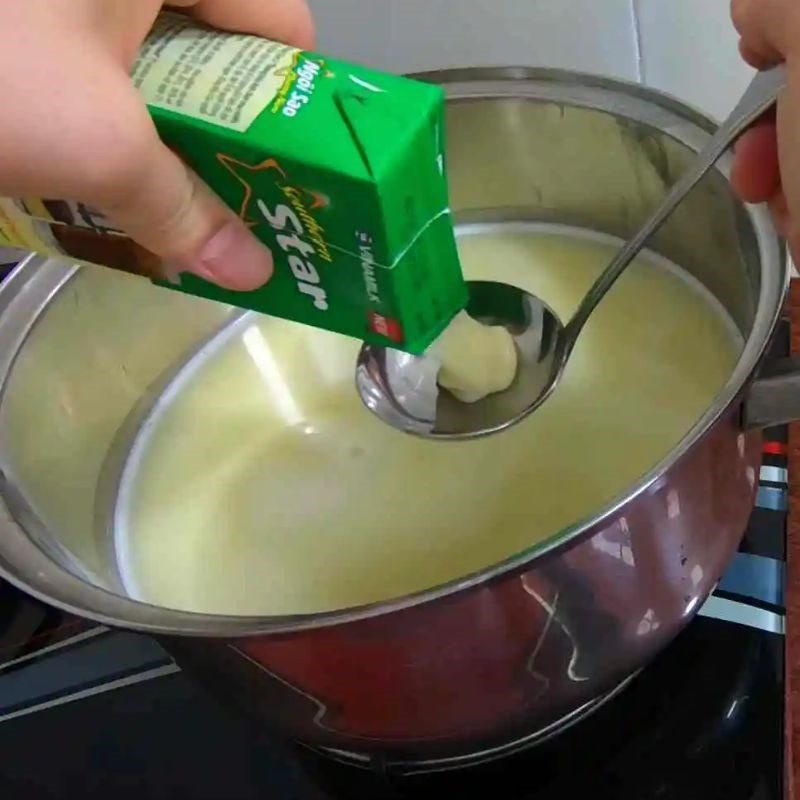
[0,12,468,354]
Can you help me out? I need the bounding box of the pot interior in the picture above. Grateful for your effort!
[0,72,782,628]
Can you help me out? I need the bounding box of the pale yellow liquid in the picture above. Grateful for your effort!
[117,228,741,615]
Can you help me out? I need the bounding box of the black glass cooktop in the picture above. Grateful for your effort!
[0,324,789,800]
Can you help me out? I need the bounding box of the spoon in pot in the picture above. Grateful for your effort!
[356,65,786,440]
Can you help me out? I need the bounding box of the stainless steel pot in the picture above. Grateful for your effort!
[0,68,793,764]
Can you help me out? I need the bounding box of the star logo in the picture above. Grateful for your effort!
[216,153,330,228]
[216,154,286,228]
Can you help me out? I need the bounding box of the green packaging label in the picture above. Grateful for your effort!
[0,12,467,354]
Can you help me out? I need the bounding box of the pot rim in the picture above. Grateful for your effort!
[0,67,786,636]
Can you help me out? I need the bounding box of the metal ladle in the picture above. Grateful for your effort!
[356,65,786,440]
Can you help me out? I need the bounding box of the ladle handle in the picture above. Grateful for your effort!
[565,64,787,345]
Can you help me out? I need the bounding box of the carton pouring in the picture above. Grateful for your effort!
[0,12,467,354]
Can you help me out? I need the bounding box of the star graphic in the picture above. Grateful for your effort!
[216,154,287,227]
[216,152,331,228]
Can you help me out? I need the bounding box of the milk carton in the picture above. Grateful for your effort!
[0,13,467,354]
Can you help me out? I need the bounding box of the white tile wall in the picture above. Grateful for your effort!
[308,0,641,81]
[636,0,753,120]
[309,0,753,120]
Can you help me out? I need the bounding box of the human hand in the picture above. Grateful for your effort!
[0,0,314,290]
[730,0,800,256]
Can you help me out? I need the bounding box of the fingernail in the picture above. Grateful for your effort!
[179,221,274,291]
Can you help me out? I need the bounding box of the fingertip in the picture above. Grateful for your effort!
[273,0,315,50]
[788,235,800,266]
[738,39,776,69]
[731,119,781,203]
[191,0,315,50]
[730,149,764,204]
[731,0,790,63]
[180,219,274,291]
[293,5,316,50]
[769,191,792,238]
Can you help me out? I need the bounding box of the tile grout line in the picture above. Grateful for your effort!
[630,0,645,84]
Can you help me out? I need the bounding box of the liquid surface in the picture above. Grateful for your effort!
[433,310,518,403]
[116,227,741,615]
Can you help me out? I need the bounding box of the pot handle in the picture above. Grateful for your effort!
[743,357,800,429]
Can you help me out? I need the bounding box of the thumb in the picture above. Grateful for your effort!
[96,92,273,291]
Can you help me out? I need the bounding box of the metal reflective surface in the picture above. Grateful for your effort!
[356,278,565,438]
[0,68,790,758]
